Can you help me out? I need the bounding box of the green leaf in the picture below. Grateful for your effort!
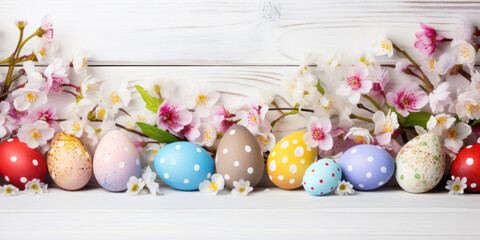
[136,122,179,143]
[402,112,431,128]
[470,118,480,127]
[135,85,162,113]
[316,81,325,95]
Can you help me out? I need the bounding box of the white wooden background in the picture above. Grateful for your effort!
[1,0,480,239]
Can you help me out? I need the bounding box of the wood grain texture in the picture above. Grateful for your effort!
[1,0,480,65]
[1,187,479,240]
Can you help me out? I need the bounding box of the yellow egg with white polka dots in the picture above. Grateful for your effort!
[267,131,317,189]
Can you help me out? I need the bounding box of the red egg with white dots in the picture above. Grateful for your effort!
[0,138,47,189]
[451,143,480,193]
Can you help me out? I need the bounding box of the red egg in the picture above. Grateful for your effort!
[0,138,47,189]
[451,143,480,193]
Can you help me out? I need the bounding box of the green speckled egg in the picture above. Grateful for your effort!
[395,133,445,193]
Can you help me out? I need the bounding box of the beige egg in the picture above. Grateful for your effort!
[216,125,264,189]
[47,132,92,190]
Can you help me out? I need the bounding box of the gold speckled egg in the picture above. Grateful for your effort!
[47,132,92,190]
[267,131,317,189]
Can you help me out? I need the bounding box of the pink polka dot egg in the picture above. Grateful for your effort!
[302,158,342,196]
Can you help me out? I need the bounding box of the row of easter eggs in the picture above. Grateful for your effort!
[0,130,141,191]
[0,124,478,195]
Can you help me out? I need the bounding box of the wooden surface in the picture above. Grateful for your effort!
[1,0,480,65]
[1,186,480,240]
[1,0,480,239]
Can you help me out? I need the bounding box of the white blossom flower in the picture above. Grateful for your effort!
[81,76,103,99]
[0,184,19,196]
[17,120,54,149]
[23,62,45,90]
[429,82,452,114]
[101,80,131,113]
[142,166,160,196]
[335,180,355,196]
[12,88,47,111]
[25,179,48,194]
[184,84,220,118]
[115,111,156,130]
[373,31,393,57]
[255,132,276,152]
[34,42,57,64]
[199,174,224,195]
[231,179,253,196]
[0,102,10,138]
[444,122,472,154]
[455,90,480,121]
[373,110,399,146]
[426,114,456,136]
[70,98,96,119]
[451,39,476,70]
[126,176,145,195]
[59,118,87,138]
[446,176,467,195]
[143,143,163,163]
[196,123,217,147]
[71,52,88,74]
[344,127,374,144]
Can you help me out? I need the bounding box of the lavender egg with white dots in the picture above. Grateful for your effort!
[338,144,394,190]
[154,142,214,191]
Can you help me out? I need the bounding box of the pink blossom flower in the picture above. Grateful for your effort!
[157,100,192,134]
[40,16,54,44]
[43,59,69,94]
[303,116,333,151]
[237,105,271,135]
[370,67,390,106]
[212,105,236,134]
[179,114,201,142]
[414,22,444,58]
[336,64,372,104]
[386,82,428,117]
[27,105,58,129]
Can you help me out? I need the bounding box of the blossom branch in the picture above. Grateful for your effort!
[392,42,434,93]
[362,94,382,111]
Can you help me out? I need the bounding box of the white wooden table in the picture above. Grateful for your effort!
[1,0,480,239]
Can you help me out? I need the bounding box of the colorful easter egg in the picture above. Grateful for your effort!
[93,130,141,192]
[154,142,214,191]
[450,143,480,192]
[267,131,317,189]
[302,158,342,196]
[395,133,445,193]
[338,144,394,190]
[48,132,92,190]
[216,125,264,189]
[0,138,47,189]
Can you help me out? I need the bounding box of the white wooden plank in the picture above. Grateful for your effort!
[1,0,479,65]
[0,187,479,240]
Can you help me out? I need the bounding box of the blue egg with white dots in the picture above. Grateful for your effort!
[302,158,342,196]
[154,142,214,191]
[338,144,394,190]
